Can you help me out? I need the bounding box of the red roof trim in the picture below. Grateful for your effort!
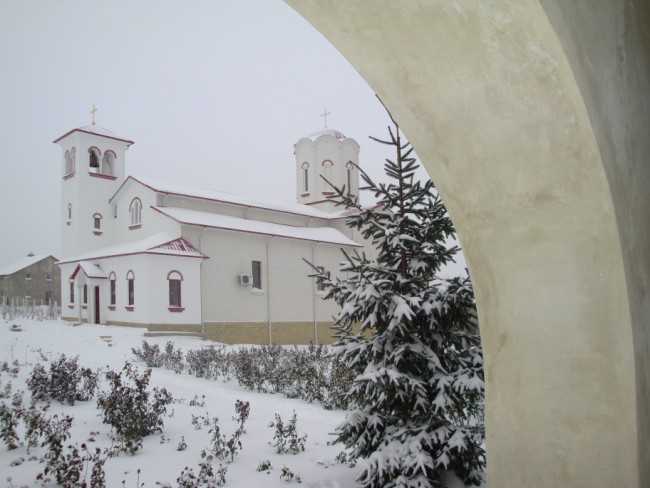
[58,241,208,265]
[52,128,134,145]
[151,206,361,247]
[89,172,117,181]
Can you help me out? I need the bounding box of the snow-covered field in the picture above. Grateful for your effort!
[0,319,358,487]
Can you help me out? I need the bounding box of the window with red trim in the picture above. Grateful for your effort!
[109,272,116,305]
[83,284,87,304]
[168,271,182,308]
[69,281,74,303]
[127,270,135,306]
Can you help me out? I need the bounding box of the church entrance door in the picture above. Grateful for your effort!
[94,286,100,324]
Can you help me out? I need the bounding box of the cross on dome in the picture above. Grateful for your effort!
[320,107,331,129]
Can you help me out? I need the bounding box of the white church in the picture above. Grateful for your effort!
[54,117,366,344]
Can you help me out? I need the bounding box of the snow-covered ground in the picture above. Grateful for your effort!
[0,319,358,487]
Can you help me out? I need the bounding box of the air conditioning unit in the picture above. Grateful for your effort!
[238,273,253,288]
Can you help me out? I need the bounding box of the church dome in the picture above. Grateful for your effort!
[306,129,347,141]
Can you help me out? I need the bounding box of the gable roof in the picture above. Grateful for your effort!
[153,206,361,247]
[109,176,349,220]
[58,234,207,264]
[70,261,108,280]
[0,254,57,276]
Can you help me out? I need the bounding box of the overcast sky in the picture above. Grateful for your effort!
[0,0,465,274]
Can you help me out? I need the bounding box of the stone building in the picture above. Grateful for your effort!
[0,254,60,306]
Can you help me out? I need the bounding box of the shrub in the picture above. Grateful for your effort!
[96,363,173,454]
[37,442,107,488]
[279,466,302,483]
[202,417,242,464]
[176,462,227,488]
[269,412,307,455]
[233,400,250,433]
[256,460,272,473]
[27,355,98,405]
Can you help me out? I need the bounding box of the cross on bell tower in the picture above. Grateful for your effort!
[90,104,98,126]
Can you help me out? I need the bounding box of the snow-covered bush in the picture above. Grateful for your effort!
[269,412,306,455]
[279,466,301,483]
[132,341,184,373]
[176,462,227,488]
[37,442,107,488]
[232,400,250,433]
[96,363,173,454]
[307,104,485,487]
[27,355,98,405]
[256,460,272,473]
[0,395,21,450]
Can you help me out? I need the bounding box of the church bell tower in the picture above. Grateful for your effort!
[53,108,134,258]
[294,121,360,212]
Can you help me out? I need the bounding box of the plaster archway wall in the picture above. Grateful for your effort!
[286,1,650,487]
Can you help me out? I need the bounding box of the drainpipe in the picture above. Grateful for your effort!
[311,244,318,345]
[199,226,206,336]
[266,238,272,345]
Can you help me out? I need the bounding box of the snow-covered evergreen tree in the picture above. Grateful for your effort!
[308,103,485,488]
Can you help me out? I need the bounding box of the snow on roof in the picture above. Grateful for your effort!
[0,254,55,276]
[153,206,362,247]
[58,233,206,264]
[110,176,348,220]
[52,125,134,145]
[305,129,347,141]
[77,261,107,279]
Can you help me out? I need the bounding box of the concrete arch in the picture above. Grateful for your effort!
[287,1,650,487]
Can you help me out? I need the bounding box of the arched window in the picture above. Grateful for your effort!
[93,212,103,232]
[101,150,116,176]
[129,198,142,227]
[67,203,72,222]
[126,270,135,307]
[83,284,88,305]
[108,272,116,306]
[88,147,100,172]
[64,150,73,176]
[346,161,354,195]
[321,159,334,192]
[301,162,310,193]
[167,271,183,309]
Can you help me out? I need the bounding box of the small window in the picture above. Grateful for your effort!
[64,150,73,176]
[112,204,118,219]
[83,284,88,304]
[46,272,52,282]
[252,260,262,290]
[301,162,310,193]
[129,198,142,227]
[109,272,116,306]
[127,270,135,306]
[168,271,183,308]
[67,203,72,222]
[93,212,103,231]
[69,281,74,304]
[25,273,32,281]
[89,147,100,171]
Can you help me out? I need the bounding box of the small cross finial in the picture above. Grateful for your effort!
[320,107,331,129]
[90,104,98,126]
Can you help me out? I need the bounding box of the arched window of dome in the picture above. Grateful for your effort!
[321,159,334,192]
[167,270,183,309]
[101,150,116,176]
[301,162,310,193]
[88,147,101,172]
[129,198,142,227]
[346,161,355,195]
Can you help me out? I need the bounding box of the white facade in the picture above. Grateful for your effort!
[54,123,364,343]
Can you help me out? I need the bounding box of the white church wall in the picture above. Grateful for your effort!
[110,180,180,246]
[60,253,201,327]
